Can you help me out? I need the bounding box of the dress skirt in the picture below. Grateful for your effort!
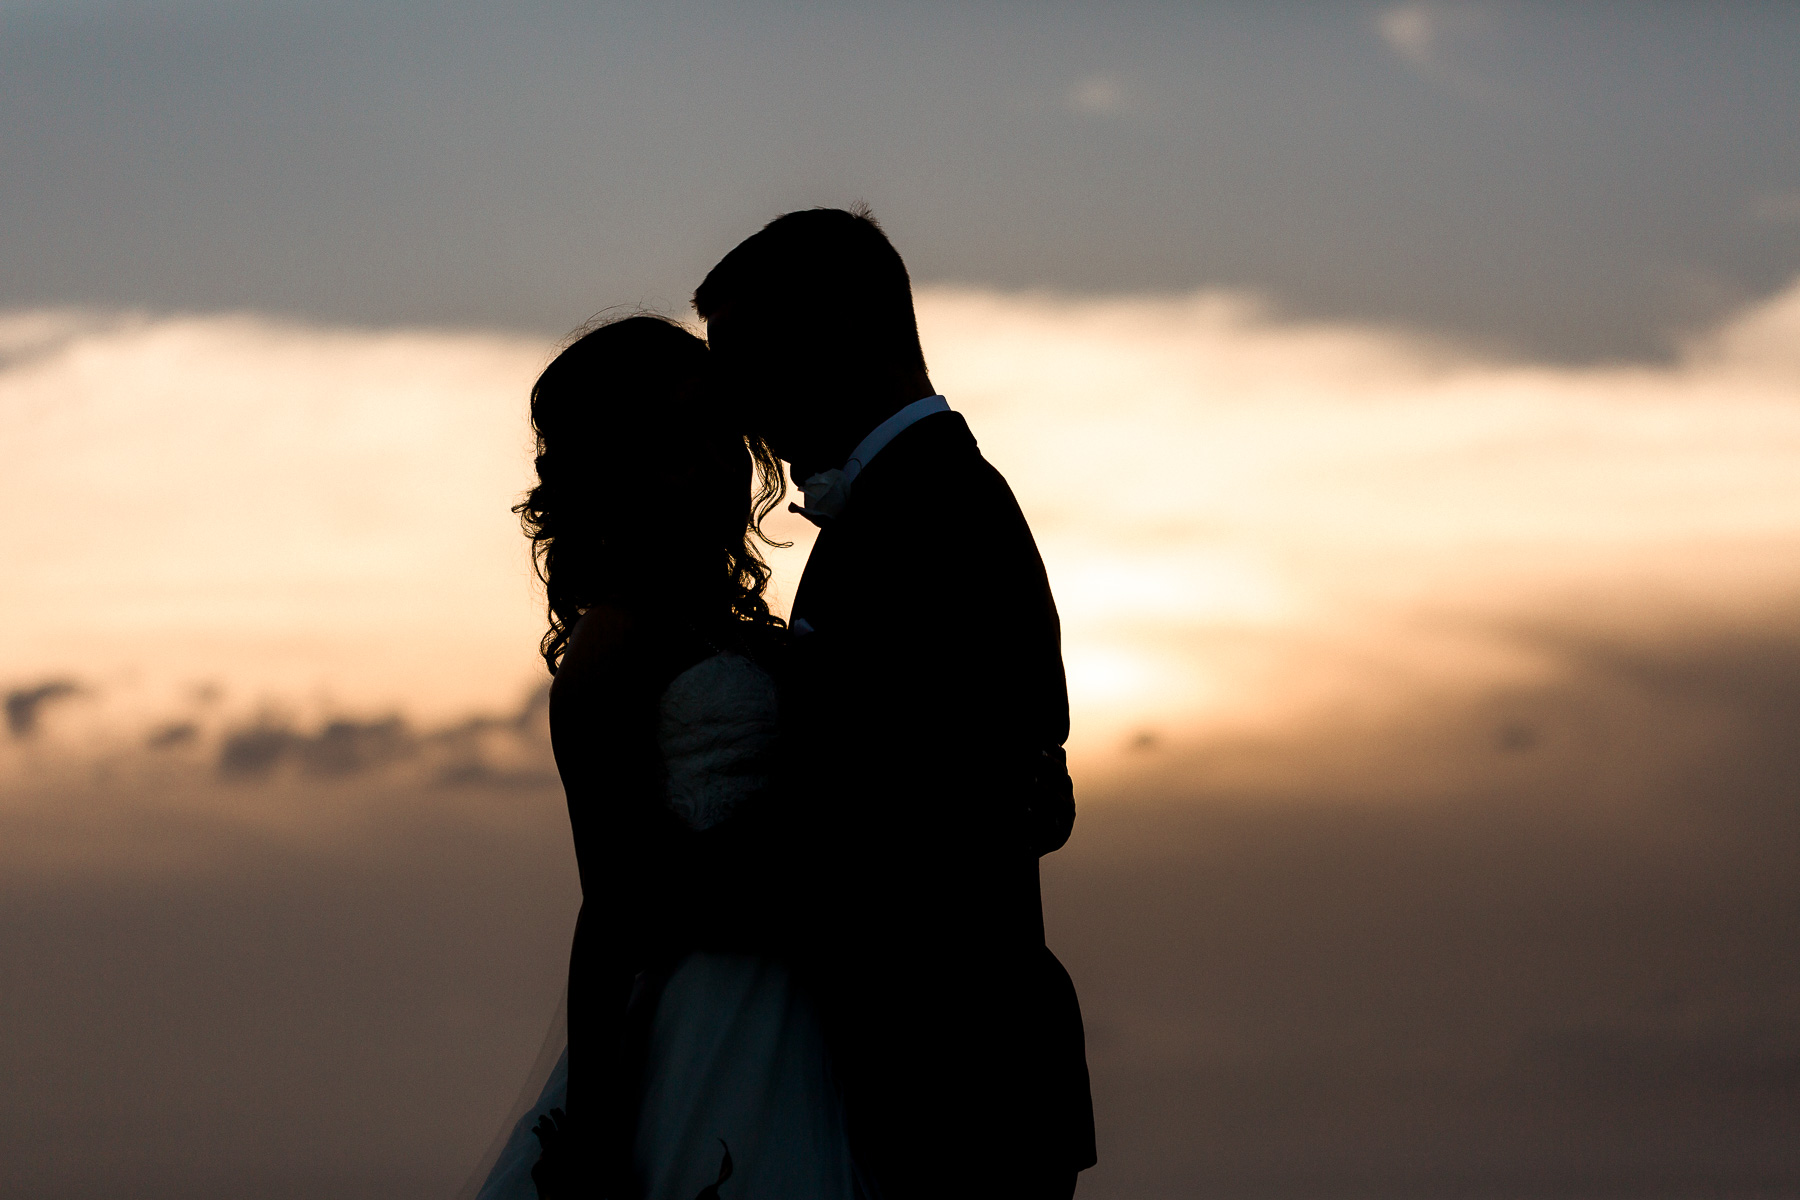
[633,951,861,1200]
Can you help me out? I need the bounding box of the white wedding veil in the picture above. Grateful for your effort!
[454,992,570,1200]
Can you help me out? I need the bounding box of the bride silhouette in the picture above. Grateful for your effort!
[468,314,857,1200]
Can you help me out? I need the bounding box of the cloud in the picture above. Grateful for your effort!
[1067,75,1126,115]
[1749,189,1800,224]
[912,279,1800,756]
[5,678,81,737]
[0,310,551,728]
[217,714,412,779]
[8,278,1800,769]
[204,686,553,787]
[1377,2,1440,67]
[1375,2,1501,99]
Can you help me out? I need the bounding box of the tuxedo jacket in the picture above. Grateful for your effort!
[782,410,1096,1195]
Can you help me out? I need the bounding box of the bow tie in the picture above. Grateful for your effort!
[789,468,851,527]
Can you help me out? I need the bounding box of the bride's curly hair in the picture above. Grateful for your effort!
[514,314,787,675]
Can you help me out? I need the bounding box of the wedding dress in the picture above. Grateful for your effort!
[466,651,860,1200]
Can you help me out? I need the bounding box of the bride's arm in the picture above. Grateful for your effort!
[546,605,675,1190]
[550,605,666,901]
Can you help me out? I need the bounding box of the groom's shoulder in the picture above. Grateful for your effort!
[863,411,1032,536]
[894,407,975,452]
[881,410,997,487]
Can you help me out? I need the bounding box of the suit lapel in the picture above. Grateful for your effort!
[788,411,973,632]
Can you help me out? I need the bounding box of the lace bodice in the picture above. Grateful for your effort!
[657,651,779,832]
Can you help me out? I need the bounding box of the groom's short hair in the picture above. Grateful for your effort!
[694,206,927,376]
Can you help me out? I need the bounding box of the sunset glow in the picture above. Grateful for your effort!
[7,281,1800,770]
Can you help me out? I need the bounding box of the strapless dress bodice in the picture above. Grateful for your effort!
[656,650,779,832]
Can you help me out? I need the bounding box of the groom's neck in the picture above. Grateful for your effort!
[828,368,936,461]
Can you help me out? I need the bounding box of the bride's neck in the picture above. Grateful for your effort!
[621,567,735,626]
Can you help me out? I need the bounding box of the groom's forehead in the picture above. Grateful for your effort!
[702,303,782,353]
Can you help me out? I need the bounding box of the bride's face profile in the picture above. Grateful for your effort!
[520,314,784,671]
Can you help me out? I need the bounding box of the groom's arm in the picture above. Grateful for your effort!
[788,452,1066,926]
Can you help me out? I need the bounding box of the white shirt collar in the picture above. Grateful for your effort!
[841,394,950,485]
[789,395,951,527]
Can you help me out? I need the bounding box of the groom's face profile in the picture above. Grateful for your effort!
[699,209,933,483]
[705,302,833,476]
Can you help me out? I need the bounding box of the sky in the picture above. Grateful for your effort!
[5,4,1800,1199]
[3,1,1800,359]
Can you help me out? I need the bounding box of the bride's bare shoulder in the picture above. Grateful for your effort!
[551,604,638,700]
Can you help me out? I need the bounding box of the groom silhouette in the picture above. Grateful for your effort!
[697,207,1095,1200]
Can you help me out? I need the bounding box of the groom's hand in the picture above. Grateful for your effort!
[1025,746,1076,855]
[530,1107,571,1199]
